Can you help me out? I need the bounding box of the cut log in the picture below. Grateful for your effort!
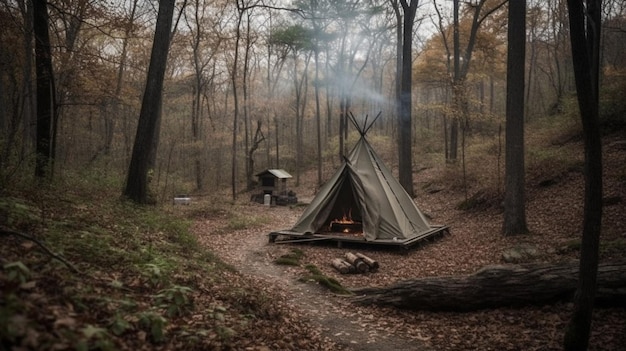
[352,261,626,311]
[344,252,369,273]
[332,258,355,274]
[355,253,379,271]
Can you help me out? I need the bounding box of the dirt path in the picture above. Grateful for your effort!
[195,205,429,351]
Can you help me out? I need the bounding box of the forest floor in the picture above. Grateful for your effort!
[1,127,625,350]
[190,130,626,350]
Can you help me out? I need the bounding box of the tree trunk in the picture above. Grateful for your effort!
[123,0,175,204]
[397,0,417,198]
[391,0,402,116]
[448,0,460,163]
[33,0,56,180]
[352,261,626,312]
[294,53,310,187]
[314,47,322,187]
[247,120,265,188]
[107,0,137,163]
[231,4,244,200]
[19,0,36,161]
[243,12,253,190]
[190,0,205,191]
[563,1,603,350]
[503,0,528,235]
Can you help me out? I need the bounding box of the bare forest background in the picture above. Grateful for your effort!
[1,0,625,200]
[1,0,626,350]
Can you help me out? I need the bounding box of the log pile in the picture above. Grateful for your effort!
[331,252,379,274]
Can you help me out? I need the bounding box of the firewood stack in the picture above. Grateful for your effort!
[331,252,379,274]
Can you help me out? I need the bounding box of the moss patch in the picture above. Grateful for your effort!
[298,265,352,295]
[273,249,304,266]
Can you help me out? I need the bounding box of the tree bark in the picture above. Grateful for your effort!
[332,258,355,274]
[111,0,138,159]
[355,253,379,271]
[563,0,603,350]
[345,252,369,273]
[503,0,528,235]
[33,0,56,180]
[246,120,265,188]
[352,261,626,311]
[231,3,244,200]
[448,0,460,162]
[397,0,417,197]
[123,0,176,204]
[190,0,205,191]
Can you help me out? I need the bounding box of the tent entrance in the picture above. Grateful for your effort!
[327,208,362,234]
[321,177,363,237]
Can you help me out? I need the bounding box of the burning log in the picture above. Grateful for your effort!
[356,253,379,271]
[328,208,363,234]
[332,258,355,274]
[345,252,369,273]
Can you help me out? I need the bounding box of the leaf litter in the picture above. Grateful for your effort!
[193,134,626,351]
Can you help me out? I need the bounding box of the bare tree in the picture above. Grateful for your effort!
[33,0,56,180]
[111,0,139,163]
[269,24,313,186]
[230,0,260,199]
[184,0,221,191]
[263,11,289,169]
[396,0,420,197]
[434,0,507,162]
[123,0,177,204]
[296,0,328,187]
[563,0,603,349]
[243,10,260,190]
[0,0,36,178]
[503,0,528,235]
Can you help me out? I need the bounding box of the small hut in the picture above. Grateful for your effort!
[252,169,297,205]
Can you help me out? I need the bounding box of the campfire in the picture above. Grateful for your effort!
[328,208,363,234]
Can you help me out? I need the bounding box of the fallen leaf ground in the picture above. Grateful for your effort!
[1,125,625,350]
[191,131,626,350]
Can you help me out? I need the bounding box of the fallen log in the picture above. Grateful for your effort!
[345,252,369,273]
[332,258,355,274]
[352,261,626,311]
[355,253,379,271]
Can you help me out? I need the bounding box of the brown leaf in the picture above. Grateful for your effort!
[53,317,77,329]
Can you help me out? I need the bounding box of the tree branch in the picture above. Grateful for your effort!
[1,226,80,274]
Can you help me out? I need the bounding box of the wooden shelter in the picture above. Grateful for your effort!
[252,169,297,205]
[255,169,292,195]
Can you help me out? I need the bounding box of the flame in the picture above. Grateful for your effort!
[329,208,363,234]
[332,208,355,225]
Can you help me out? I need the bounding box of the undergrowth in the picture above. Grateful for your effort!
[0,174,297,350]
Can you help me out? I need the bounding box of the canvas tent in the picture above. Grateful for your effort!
[270,115,448,247]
